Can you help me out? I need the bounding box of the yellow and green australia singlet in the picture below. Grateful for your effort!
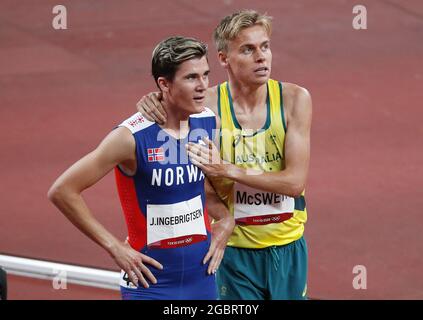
[212,79,307,249]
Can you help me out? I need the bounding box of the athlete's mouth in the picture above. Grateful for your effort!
[193,96,205,102]
[254,66,269,72]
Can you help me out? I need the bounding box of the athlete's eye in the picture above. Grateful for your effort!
[241,47,253,54]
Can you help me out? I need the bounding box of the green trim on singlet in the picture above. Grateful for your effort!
[217,85,222,120]
[294,195,306,211]
[217,85,222,152]
[226,82,240,129]
[279,82,287,133]
[226,82,271,133]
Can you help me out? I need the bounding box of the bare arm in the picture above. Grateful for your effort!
[202,178,234,274]
[48,127,162,287]
[200,113,233,274]
[136,86,219,123]
[136,92,166,124]
[187,87,312,197]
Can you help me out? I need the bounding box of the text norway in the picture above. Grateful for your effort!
[151,164,205,186]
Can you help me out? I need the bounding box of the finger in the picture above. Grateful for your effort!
[137,262,157,285]
[203,243,215,265]
[146,99,166,124]
[139,102,155,122]
[196,142,214,164]
[136,99,145,114]
[211,147,221,165]
[189,155,207,171]
[198,144,211,158]
[131,265,149,288]
[205,240,218,274]
[144,99,164,124]
[185,143,198,156]
[186,145,207,164]
[151,93,167,122]
[186,142,201,155]
[140,254,163,270]
[202,137,220,164]
[187,143,210,162]
[153,91,163,100]
[202,136,213,149]
[203,251,212,266]
[198,148,212,164]
[126,268,140,288]
[208,250,224,275]
[202,136,217,153]
[187,150,207,166]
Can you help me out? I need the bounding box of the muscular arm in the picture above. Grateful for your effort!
[48,127,162,287]
[201,110,233,274]
[136,86,219,123]
[226,87,312,197]
[48,128,134,251]
[188,86,312,198]
[202,177,234,274]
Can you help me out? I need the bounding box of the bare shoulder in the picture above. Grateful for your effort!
[282,83,312,107]
[282,82,312,124]
[205,86,219,114]
[105,126,134,145]
[97,126,136,160]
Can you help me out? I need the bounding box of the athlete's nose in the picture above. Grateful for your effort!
[197,77,208,91]
[255,48,266,62]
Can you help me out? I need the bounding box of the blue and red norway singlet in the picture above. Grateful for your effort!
[114,108,217,300]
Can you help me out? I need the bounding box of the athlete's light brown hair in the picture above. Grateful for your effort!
[213,9,273,52]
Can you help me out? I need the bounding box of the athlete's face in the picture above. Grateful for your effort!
[219,25,272,86]
[159,56,210,116]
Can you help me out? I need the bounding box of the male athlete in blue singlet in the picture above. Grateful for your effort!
[48,36,234,300]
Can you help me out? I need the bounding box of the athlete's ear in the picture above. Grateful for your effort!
[218,51,228,69]
[157,77,170,93]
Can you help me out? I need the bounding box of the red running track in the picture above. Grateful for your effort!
[7,274,119,300]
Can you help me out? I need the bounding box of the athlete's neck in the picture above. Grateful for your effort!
[161,100,190,139]
[227,78,267,112]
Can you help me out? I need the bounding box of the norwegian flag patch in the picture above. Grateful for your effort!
[147,148,164,162]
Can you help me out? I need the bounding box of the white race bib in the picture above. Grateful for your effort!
[146,195,207,248]
[234,183,294,225]
[119,270,137,289]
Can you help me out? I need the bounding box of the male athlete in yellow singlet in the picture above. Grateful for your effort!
[137,10,312,300]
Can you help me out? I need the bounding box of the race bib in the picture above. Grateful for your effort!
[234,183,294,225]
[119,270,137,289]
[146,195,207,248]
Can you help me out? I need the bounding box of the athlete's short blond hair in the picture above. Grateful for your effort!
[213,10,272,52]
